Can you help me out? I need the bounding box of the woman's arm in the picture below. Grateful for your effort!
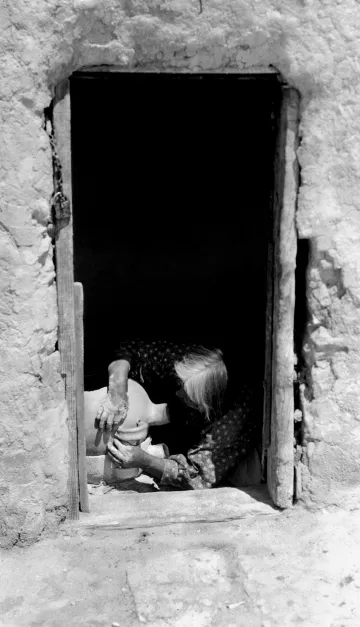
[138,449,166,481]
[107,402,255,488]
[95,359,131,431]
[108,359,131,399]
[107,438,166,481]
[160,401,256,490]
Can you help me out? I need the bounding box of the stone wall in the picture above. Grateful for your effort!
[1,0,360,544]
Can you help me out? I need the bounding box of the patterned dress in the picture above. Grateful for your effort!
[114,339,260,490]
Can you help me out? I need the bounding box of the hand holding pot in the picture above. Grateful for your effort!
[95,393,129,432]
[95,359,130,431]
[107,437,144,469]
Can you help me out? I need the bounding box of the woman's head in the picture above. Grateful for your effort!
[174,347,228,419]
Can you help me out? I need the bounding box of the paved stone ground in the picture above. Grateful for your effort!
[1,488,360,626]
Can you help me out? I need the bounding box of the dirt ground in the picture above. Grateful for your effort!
[1,487,360,627]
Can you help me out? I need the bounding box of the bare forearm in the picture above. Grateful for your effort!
[108,359,130,380]
[108,359,130,399]
[138,450,166,481]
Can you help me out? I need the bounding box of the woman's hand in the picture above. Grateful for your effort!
[108,438,167,480]
[95,360,130,431]
[107,437,144,469]
[95,393,128,432]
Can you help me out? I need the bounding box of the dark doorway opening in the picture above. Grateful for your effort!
[70,72,281,465]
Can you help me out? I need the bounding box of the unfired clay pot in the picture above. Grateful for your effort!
[84,379,167,482]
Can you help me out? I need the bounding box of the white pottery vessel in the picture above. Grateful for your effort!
[84,379,167,482]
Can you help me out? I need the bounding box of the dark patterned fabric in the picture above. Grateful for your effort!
[114,339,260,490]
[114,339,199,403]
[161,386,256,490]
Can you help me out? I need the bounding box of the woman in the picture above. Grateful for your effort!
[96,339,260,490]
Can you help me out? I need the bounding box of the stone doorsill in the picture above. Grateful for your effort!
[74,485,280,531]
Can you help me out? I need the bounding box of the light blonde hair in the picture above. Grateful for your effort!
[174,347,228,419]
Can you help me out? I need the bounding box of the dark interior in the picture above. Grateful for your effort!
[70,73,280,411]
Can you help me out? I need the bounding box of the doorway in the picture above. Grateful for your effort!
[51,72,299,515]
[71,72,279,391]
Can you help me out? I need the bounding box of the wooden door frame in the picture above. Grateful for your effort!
[52,80,87,518]
[52,76,300,516]
[264,86,300,508]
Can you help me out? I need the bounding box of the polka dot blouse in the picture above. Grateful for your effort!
[114,339,259,490]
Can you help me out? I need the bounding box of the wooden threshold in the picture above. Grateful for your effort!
[75,486,279,531]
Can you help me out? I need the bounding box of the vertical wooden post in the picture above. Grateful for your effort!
[53,80,79,519]
[262,238,274,475]
[75,282,89,512]
[267,87,300,508]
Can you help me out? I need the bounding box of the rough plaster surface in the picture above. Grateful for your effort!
[1,0,360,543]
